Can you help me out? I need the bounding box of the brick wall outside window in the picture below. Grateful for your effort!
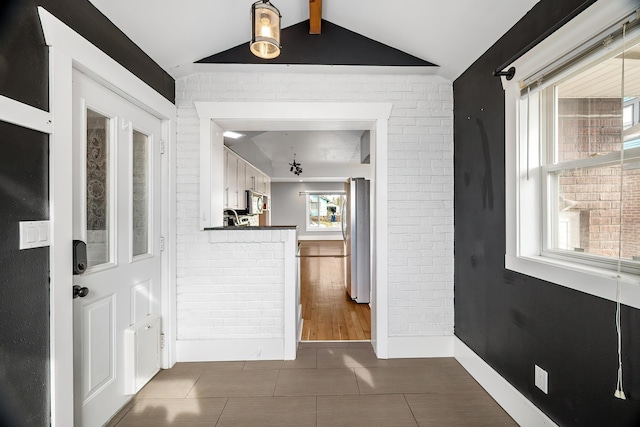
[557,98,640,260]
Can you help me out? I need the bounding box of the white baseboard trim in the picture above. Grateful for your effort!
[176,338,284,362]
[387,336,454,358]
[454,337,558,427]
[297,308,304,342]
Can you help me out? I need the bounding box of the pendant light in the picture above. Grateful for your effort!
[250,0,281,59]
[289,153,302,176]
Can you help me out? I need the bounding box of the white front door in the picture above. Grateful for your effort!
[72,69,162,427]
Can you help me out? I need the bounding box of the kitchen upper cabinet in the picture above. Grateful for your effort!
[236,159,247,209]
[224,149,238,208]
[247,168,269,195]
[245,164,258,192]
[223,148,251,210]
[263,175,271,196]
[223,147,269,208]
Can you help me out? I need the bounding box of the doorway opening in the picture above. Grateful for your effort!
[197,101,391,358]
[223,130,372,342]
[298,240,371,340]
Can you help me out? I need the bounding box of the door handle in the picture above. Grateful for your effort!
[73,285,89,299]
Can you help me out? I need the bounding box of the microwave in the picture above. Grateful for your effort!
[245,190,264,215]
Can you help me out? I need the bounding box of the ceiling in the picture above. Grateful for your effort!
[225,130,371,181]
[88,0,540,81]
[87,0,541,181]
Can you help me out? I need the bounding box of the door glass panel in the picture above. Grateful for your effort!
[86,109,110,267]
[132,130,150,257]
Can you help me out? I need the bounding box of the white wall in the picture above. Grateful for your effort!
[177,231,286,341]
[271,181,345,239]
[175,71,454,343]
[175,228,298,361]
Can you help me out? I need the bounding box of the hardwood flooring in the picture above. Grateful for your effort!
[299,240,371,341]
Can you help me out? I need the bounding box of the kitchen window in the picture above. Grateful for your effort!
[503,0,640,306]
[306,193,344,232]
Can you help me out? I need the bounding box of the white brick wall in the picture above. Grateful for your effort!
[177,229,289,340]
[175,71,454,340]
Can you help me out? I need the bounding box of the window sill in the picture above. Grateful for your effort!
[305,227,343,233]
[505,254,640,309]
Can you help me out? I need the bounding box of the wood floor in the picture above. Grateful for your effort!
[299,240,371,341]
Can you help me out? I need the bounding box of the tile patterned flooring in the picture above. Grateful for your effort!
[107,342,517,426]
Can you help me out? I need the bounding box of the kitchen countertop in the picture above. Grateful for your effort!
[204,225,298,230]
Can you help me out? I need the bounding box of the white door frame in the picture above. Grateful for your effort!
[195,102,391,359]
[39,8,177,427]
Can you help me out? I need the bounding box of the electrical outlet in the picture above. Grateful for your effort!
[535,365,548,394]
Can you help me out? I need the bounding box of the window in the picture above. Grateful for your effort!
[536,48,640,274]
[503,0,640,306]
[306,193,344,232]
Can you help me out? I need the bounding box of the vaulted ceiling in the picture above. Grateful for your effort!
[87,0,541,181]
[88,0,540,81]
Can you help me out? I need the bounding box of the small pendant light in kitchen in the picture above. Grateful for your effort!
[289,152,302,176]
[250,0,281,59]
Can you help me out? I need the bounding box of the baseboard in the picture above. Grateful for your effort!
[297,308,304,342]
[387,336,454,358]
[454,337,558,427]
[176,338,284,362]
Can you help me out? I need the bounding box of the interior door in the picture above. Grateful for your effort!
[72,70,162,427]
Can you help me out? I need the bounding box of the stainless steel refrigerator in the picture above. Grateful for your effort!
[342,178,370,304]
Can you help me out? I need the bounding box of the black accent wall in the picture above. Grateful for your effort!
[0,1,174,425]
[454,1,640,426]
[0,122,49,427]
[0,0,175,109]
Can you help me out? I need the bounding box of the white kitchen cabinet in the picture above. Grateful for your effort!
[223,148,247,210]
[224,149,239,208]
[259,173,270,195]
[248,171,269,195]
[245,164,258,192]
[263,175,271,197]
[256,172,265,194]
[224,148,270,211]
[236,159,247,209]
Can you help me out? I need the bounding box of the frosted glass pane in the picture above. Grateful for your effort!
[132,130,149,257]
[86,109,110,267]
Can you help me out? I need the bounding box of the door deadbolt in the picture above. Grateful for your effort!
[73,240,87,275]
[73,285,89,299]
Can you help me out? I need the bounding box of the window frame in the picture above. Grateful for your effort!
[542,151,640,274]
[305,192,345,233]
[538,75,640,274]
[503,0,640,309]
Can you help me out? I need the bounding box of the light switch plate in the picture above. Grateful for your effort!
[535,364,548,394]
[19,220,51,250]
